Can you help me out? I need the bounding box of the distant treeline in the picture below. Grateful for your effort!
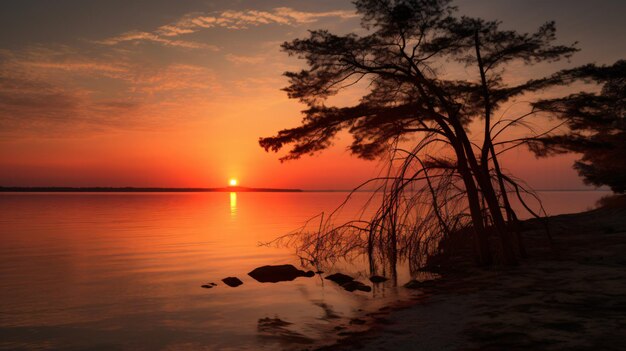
[0,187,303,193]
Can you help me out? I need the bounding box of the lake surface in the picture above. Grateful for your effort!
[0,190,611,350]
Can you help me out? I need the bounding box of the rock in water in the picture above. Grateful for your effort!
[349,318,367,325]
[201,284,214,289]
[248,264,315,283]
[325,273,354,285]
[341,280,372,292]
[403,279,436,289]
[258,317,292,329]
[222,277,243,287]
[403,280,421,289]
[369,275,388,283]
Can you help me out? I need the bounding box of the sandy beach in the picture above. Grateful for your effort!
[315,200,626,350]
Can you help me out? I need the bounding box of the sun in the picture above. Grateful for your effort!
[229,178,238,187]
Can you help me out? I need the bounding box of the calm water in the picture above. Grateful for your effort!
[0,190,610,350]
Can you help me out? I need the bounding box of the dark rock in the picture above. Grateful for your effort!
[403,279,436,289]
[315,270,325,274]
[258,317,292,328]
[325,273,354,285]
[369,275,388,283]
[337,331,355,337]
[341,280,372,292]
[200,284,213,289]
[222,277,243,287]
[373,317,392,325]
[248,264,315,283]
[356,284,371,293]
[349,318,367,325]
[403,280,421,289]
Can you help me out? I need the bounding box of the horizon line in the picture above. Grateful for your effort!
[0,186,612,193]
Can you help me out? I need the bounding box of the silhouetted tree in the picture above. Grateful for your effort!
[529,61,626,193]
[259,0,619,268]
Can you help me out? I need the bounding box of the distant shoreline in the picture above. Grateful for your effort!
[0,187,610,193]
[0,187,303,193]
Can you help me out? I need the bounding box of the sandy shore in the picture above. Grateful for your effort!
[313,202,626,350]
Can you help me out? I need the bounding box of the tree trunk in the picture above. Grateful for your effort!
[472,30,519,264]
[452,118,518,264]
[489,143,528,258]
[455,145,492,265]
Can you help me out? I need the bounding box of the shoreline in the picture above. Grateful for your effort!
[0,187,610,193]
[0,186,303,193]
[310,201,626,350]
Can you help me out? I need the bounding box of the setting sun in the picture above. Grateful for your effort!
[229,178,238,186]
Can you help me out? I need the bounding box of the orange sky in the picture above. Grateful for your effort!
[1,0,624,189]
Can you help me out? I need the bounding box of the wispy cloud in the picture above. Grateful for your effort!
[0,46,133,81]
[101,7,357,48]
[0,48,222,134]
[161,7,357,33]
[1,4,354,134]
[273,7,358,24]
[0,73,121,132]
[129,64,220,95]
[225,53,265,65]
[0,76,81,118]
[98,31,219,50]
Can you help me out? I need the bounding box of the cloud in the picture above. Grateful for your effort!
[19,61,130,77]
[0,72,133,132]
[273,7,358,24]
[225,53,265,65]
[0,74,94,133]
[129,64,221,95]
[0,48,222,134]
[163,7,357,32]
[0,47,133,81]
[0,77,79,113]
[1,1,326,136]
[98,31,219,50]
[101,7,357,48]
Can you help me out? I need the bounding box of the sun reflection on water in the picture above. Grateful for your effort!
[229,192,237,217]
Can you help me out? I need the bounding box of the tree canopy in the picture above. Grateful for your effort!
[260,0,579,162]
[530,60,626,193]
[259,0,625,267]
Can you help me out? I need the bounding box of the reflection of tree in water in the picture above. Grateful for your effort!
[313,301,341,321]
[257,317,314,345]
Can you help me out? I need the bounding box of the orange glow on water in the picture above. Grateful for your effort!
[229,192,237,217]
